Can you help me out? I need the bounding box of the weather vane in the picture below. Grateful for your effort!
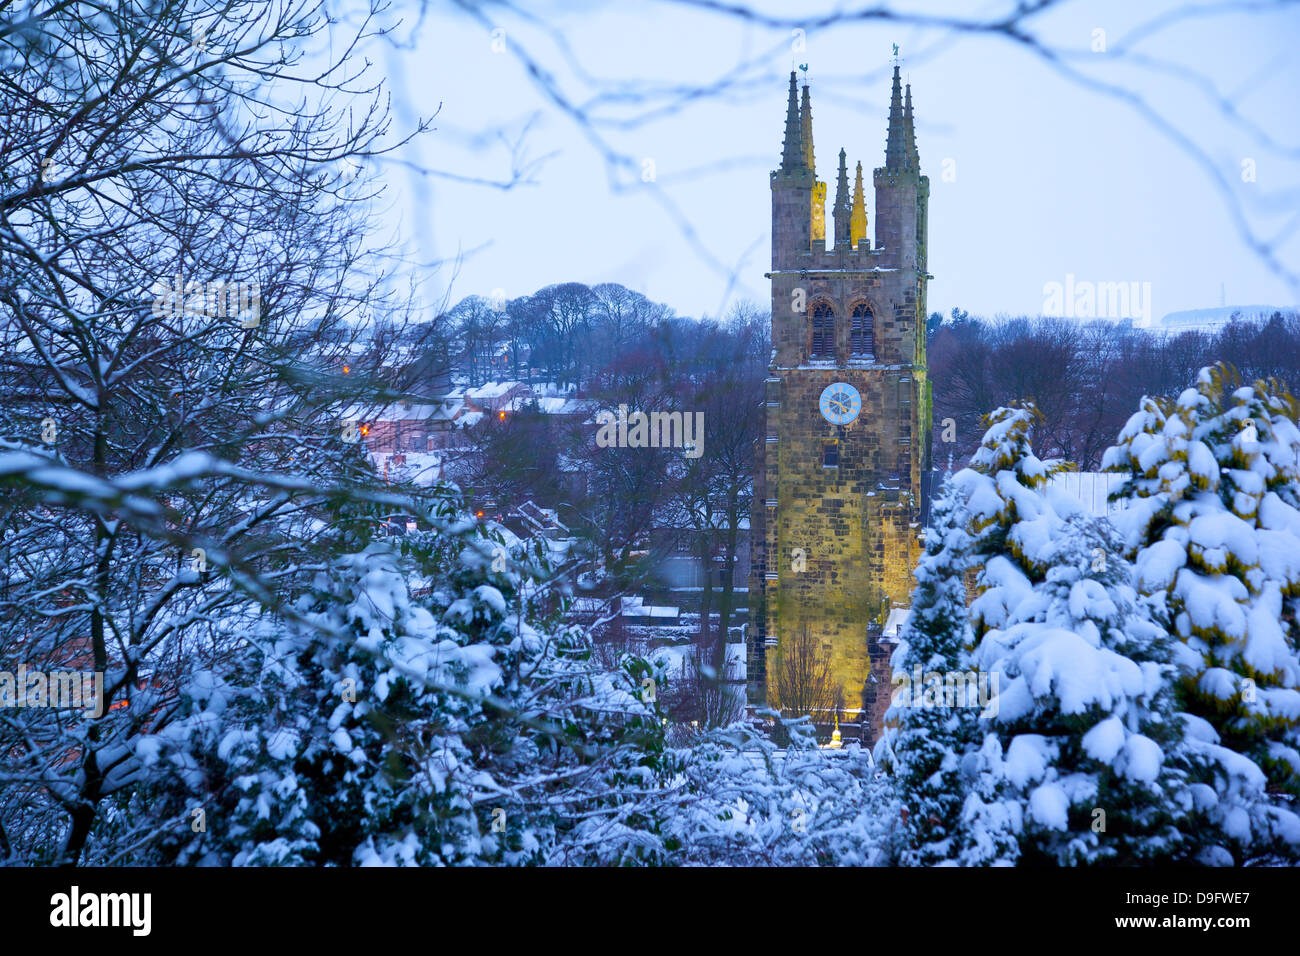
[892,42,899,58]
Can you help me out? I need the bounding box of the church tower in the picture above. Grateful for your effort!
[748,67,931,742]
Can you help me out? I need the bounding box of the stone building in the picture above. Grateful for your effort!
[748,66,932,743]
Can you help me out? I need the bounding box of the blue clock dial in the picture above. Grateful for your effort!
[819,382,861,426]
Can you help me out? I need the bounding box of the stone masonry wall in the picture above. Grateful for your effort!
[751,84,930,742]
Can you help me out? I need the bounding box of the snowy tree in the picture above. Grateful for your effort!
[1103,363,1300,862]
[128,503,674,866]
[929,406,1200,864]
[875,480,980,865]
[967,511,1194,864]
[176,539,515,866]
[0,0,428,864]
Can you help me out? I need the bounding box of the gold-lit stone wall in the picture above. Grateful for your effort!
[747,68,930,740]
[756,276,925,717]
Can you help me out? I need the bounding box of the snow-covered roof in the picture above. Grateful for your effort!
[466,381,527,400]
[505,396,596,415]
[882,607,909,642]
[514,500,568,534]
[370,451,444,486]
[382,403,441,421]
[429,399,466,422]
[483,521,523,549]
[505,396,556,414]
[339,402,440,422]
[620,596,679,618]
[622,604,679,619]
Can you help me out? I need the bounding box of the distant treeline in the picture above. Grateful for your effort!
[928,309,1300,470]
[436,283,1299,485]
[444,282,687,390]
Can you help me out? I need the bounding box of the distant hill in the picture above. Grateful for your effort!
[1149,305,1293,333]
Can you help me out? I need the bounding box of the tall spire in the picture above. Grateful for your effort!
[800,82,816,174]
[833,148,851,244]
[904,83,919,169]
[884,63,907,169]
[779,71,805,172]
[851,160,867,246]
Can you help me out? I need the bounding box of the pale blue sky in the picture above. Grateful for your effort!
[364,0,1300,322]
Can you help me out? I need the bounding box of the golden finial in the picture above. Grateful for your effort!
[828,712,843,749]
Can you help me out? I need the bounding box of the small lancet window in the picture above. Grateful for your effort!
[850,304,874,358]
[811,303,835,359]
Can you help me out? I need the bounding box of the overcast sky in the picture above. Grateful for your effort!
[364,0,1299,323]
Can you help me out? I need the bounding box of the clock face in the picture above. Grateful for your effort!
[819,382,861,426]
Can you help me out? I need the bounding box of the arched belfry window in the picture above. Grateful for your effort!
[810,302,835,360]
[850,303,874,359]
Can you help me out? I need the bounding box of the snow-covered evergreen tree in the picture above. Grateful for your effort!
[1103,363,1300,861]
[875,481,980,865]
[138,507,673,866]
[968,511,1194,864]
[935,406,1198,864]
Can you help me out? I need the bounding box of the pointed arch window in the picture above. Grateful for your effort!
[851,303,874,359]
[810,302,835,360]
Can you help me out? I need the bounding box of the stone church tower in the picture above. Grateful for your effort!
[747,66,931,742]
